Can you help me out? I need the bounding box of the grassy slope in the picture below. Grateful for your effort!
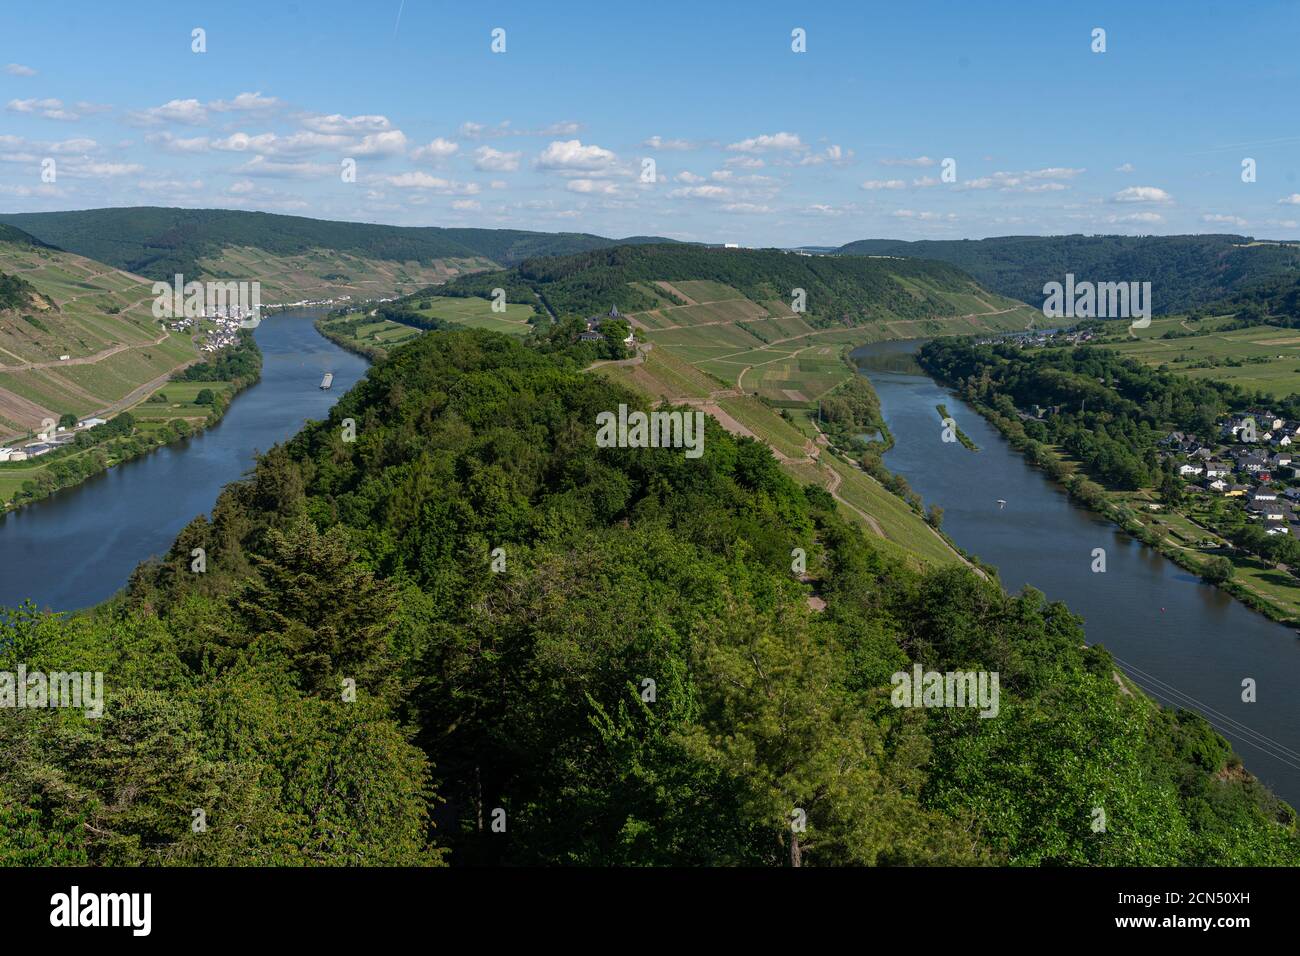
[0,236,199,442]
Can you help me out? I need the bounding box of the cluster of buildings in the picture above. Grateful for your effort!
[579,306,635,346]
[0,417,106,462]
[163,307,252,352]
[1162,410,1300,535]
[983,327,1098,348]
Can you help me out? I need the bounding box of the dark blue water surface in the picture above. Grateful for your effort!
[854,339,1300,807]
[0,311,367,611]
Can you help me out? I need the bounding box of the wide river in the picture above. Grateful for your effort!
[0,311,367,612]
[853,339,1300,807]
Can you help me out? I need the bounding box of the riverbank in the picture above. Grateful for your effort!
[852,348,1300,806]
[0,312,367,611]
[929,383,1300,627]
[0,333,262,515]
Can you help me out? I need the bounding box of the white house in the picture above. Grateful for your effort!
[1178,463,1203,476]
[78,417,107,429]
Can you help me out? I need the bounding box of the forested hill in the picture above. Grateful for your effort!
[1204,272,1300,326]
[0,223,50,249]
[4,327,1296,865]
[436,243,1027,326]
[836,235,1300,314]
[0,207,679,281]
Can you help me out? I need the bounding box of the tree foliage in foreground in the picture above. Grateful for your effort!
[2,329,1296,865]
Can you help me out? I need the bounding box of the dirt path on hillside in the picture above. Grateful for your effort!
[0,327,168,372]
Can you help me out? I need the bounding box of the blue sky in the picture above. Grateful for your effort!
[3,0,1299,245]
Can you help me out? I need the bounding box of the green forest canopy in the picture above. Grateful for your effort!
[0,207,680,283]
[836,234,1300,315]
[2,328,1295,866]
[438,243,1006,327]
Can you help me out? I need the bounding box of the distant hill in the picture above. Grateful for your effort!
[0,208,680,299]
[0,222,50,249]
[835,235,1300,314]
[437,243,1033,326]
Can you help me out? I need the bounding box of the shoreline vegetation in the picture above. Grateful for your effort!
[936,403,979,451]
[0,331,262,515]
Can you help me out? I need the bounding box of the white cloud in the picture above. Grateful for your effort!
[383,171,480,194]
[210,92,280,112]
[965,168,1083,191]
[61,161,144,178]
[1111,185,1173,203]
[474,145,521,172]
[4,64,37,77]
[891,209,955,221]
[676,171,705,184]
[536,139,617,170]
[724,156,765,169]
[535,121,581,136]
[1278,194,1300,205]
[353,129,408,156]
[133,98,210,126]
[912,176,939,188]
[301,113,391,134]
[1115,162,1135,173]
[234,155,334,179]
[411,137,460,162]
[726,132,804,153]
[451,199,481,210]
[800,144,854,166]
[643,135,695,151]
[861,179,906,190]
[722,203,772,214]
[146,132,209,154]
[1106,212,1165,224]
[457,120,512,139]
[137,177,204,194]
[0,183,61,197]
[567,178,618,195]
[45,137,99,154]
[7,97,80,121]
[669,184,732,201]
[880,156,935,167]
[1202,213,1248,227]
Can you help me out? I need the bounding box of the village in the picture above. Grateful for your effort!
[1159,410,1300,536]
[976,326,1099,348]
[163,303,255,352]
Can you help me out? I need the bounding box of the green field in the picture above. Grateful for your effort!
[1105,314,1300,397]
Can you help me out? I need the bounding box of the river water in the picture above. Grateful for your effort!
[853,339,1300,807]
[0,311,367,612]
